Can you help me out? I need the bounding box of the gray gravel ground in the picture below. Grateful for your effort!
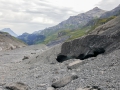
[0,44,119,90]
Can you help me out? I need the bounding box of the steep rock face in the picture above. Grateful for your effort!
[0,32,26,51]
[58,16,120,60]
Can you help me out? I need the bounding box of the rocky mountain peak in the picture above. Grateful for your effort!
[86,7,106,17]
[92,7,101,10]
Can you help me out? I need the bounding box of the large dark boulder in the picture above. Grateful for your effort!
[59,35,107,60]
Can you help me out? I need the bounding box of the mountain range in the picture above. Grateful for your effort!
[17,4,120,46]
[36,7,106,36]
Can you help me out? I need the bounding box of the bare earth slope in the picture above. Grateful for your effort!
[0,32,26,51]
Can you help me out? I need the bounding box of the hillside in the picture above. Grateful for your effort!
[0,32,26,51]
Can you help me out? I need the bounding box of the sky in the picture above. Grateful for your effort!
[0,0,120,35]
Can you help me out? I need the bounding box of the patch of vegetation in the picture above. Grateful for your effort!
[87,16,116,33]
[41,16,116,45]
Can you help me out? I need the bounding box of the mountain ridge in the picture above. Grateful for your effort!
[35,7,106,36]
[100,4,120,18]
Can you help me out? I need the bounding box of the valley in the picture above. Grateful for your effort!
[0,3,120,90]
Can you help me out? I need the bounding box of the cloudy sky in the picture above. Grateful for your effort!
[0,0,120,35]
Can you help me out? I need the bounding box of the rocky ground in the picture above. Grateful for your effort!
[0,43,119,90]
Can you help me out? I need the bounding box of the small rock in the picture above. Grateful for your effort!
[0,82,6,86]
[76,86,100,90]
[22,56,29,60]
[5,82,30,90]
[37,84,46,87]
[67,60,83,69]
[76,88,87,90]
[31,53,36,54]
[52,74,78,88]
[47,87,55,90]
[0,88,3,90]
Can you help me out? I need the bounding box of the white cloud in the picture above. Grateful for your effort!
[0,0,119,35]
[31,17,55,24]
[97,0,120,10]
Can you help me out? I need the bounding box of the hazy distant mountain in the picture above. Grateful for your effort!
[100,4,120,18]
[1,28,18,37]
[32,30,42,34]
[18,33,45,45]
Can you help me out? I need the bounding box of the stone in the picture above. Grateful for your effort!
[52,74,78,88]
[37,84,46,87]
[76,88,89,90]
[22,56,29,60]
[67,60,83,69]
[5,82,30,90]
[76,86,100,90]
[47,87,55,90]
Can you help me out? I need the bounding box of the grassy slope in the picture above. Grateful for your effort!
[41,16,116,44]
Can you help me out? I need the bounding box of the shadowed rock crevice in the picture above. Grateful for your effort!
[76,48,105,60]
[56,55,68,62]
[56,48,105,62]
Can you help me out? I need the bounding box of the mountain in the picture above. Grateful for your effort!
[18,33,45,45]
[0,32,26,51]
[28,7,105,45]
[1,28,18,37]
[100,4,120,18]
[83,4,120,34]
[35,7,106,36]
